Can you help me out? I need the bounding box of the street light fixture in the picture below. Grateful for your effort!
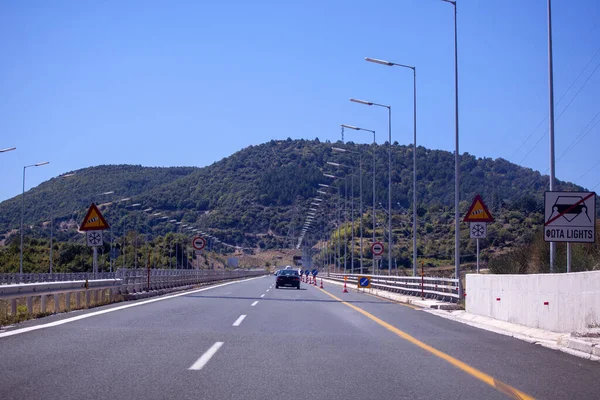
[365,56,418,277]
[342,124,377,274]
[349,97,392,275]
[20,161,50,276]
[0,147,16,153]
[330,148,363,274]
[50,172,76,273]
[440,0,461,293]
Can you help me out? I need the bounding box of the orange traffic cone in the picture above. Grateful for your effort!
[342,281,348,293]
[313,277,317,286]
[320,278,324,289]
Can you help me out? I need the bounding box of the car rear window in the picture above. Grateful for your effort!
[279,270,299,276]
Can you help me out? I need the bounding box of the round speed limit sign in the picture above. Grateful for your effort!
[192,236,206,251]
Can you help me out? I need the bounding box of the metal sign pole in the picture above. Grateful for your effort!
[476,239,480,274]
[566,242,571,273]
[93,247,98,278]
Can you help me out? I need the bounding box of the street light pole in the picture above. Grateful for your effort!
[349,98,392,274]
[364,57,418,277]
[333,148,364,274]
[442,0,461,296]
[342,124,376,274]
[547,0,556,272]
[20,161,50,277]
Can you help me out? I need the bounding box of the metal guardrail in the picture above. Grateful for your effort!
[0,272,116,285]
[327,273,460,302]
[115,268,266,294]
[0,269,267,319]
[0,279,123,317]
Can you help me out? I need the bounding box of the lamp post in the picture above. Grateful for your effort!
[441,0,461,296]
[20,161,50,276]
[332,148,364,273]
[0,147,16,153]
[547,0,557,272]
[49,172,76,273]
[322,176,342,274]
[126,203,142,268]
[349,98,393,274]
[342,124,377,273]
[364,56,418,277]
[327,161,357,274]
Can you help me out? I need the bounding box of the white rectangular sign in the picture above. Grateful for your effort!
[86,230,104,247]
[470,222,487,239]
[544,191,596,243]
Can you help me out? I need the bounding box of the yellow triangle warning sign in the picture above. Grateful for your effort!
[80,203,110,231]
[463,194,494,223]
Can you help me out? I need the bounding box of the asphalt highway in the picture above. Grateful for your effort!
[0,275,598,400]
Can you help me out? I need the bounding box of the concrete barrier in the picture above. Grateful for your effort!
[466,271,600,333]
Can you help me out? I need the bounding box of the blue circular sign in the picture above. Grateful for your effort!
[299,270,304,276]
[359,277,370,287]
[312,269,318,276]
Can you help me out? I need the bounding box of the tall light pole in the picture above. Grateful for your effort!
[327,161,355,273]
[332,148,363,273]
[20,161,50,276]
[364,57,418,277]
[442,0,461,296]
[323,175,342,273]
[547,0,556,273]
[342,124,376,274]
[350,97,393,275]
[50,172,76,273]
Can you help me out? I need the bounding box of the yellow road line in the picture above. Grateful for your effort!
[320,288,535,400]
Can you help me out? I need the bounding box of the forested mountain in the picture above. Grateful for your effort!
[0,138,595,273]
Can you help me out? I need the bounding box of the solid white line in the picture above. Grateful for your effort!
[188,342,224,371]
[251,301,259,307]
[0,276,264,339]
[232,315,246,327]
[260,294,265,298]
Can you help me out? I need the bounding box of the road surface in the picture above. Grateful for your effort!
[0,276,598,399]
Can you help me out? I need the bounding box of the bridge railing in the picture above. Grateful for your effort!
[0,272,116,285]
[0,279,123,317]
[326,273,460,302]
[0,269,266,320]
[115,268,265,294]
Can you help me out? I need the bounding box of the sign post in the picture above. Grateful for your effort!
[80,203,110,279]
[464,195,494,274]
[371,242,384,275]
[544,191,596,272]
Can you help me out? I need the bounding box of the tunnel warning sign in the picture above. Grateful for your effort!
[544,192,596,243]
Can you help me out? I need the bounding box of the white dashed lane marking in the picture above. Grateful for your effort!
[189,342,224,371]
[232,315,246,327]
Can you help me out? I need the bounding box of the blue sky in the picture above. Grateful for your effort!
[1,0,599,203]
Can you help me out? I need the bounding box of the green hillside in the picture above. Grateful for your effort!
[0,138,596,273]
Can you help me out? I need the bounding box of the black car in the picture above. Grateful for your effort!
[275,270,300,289]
